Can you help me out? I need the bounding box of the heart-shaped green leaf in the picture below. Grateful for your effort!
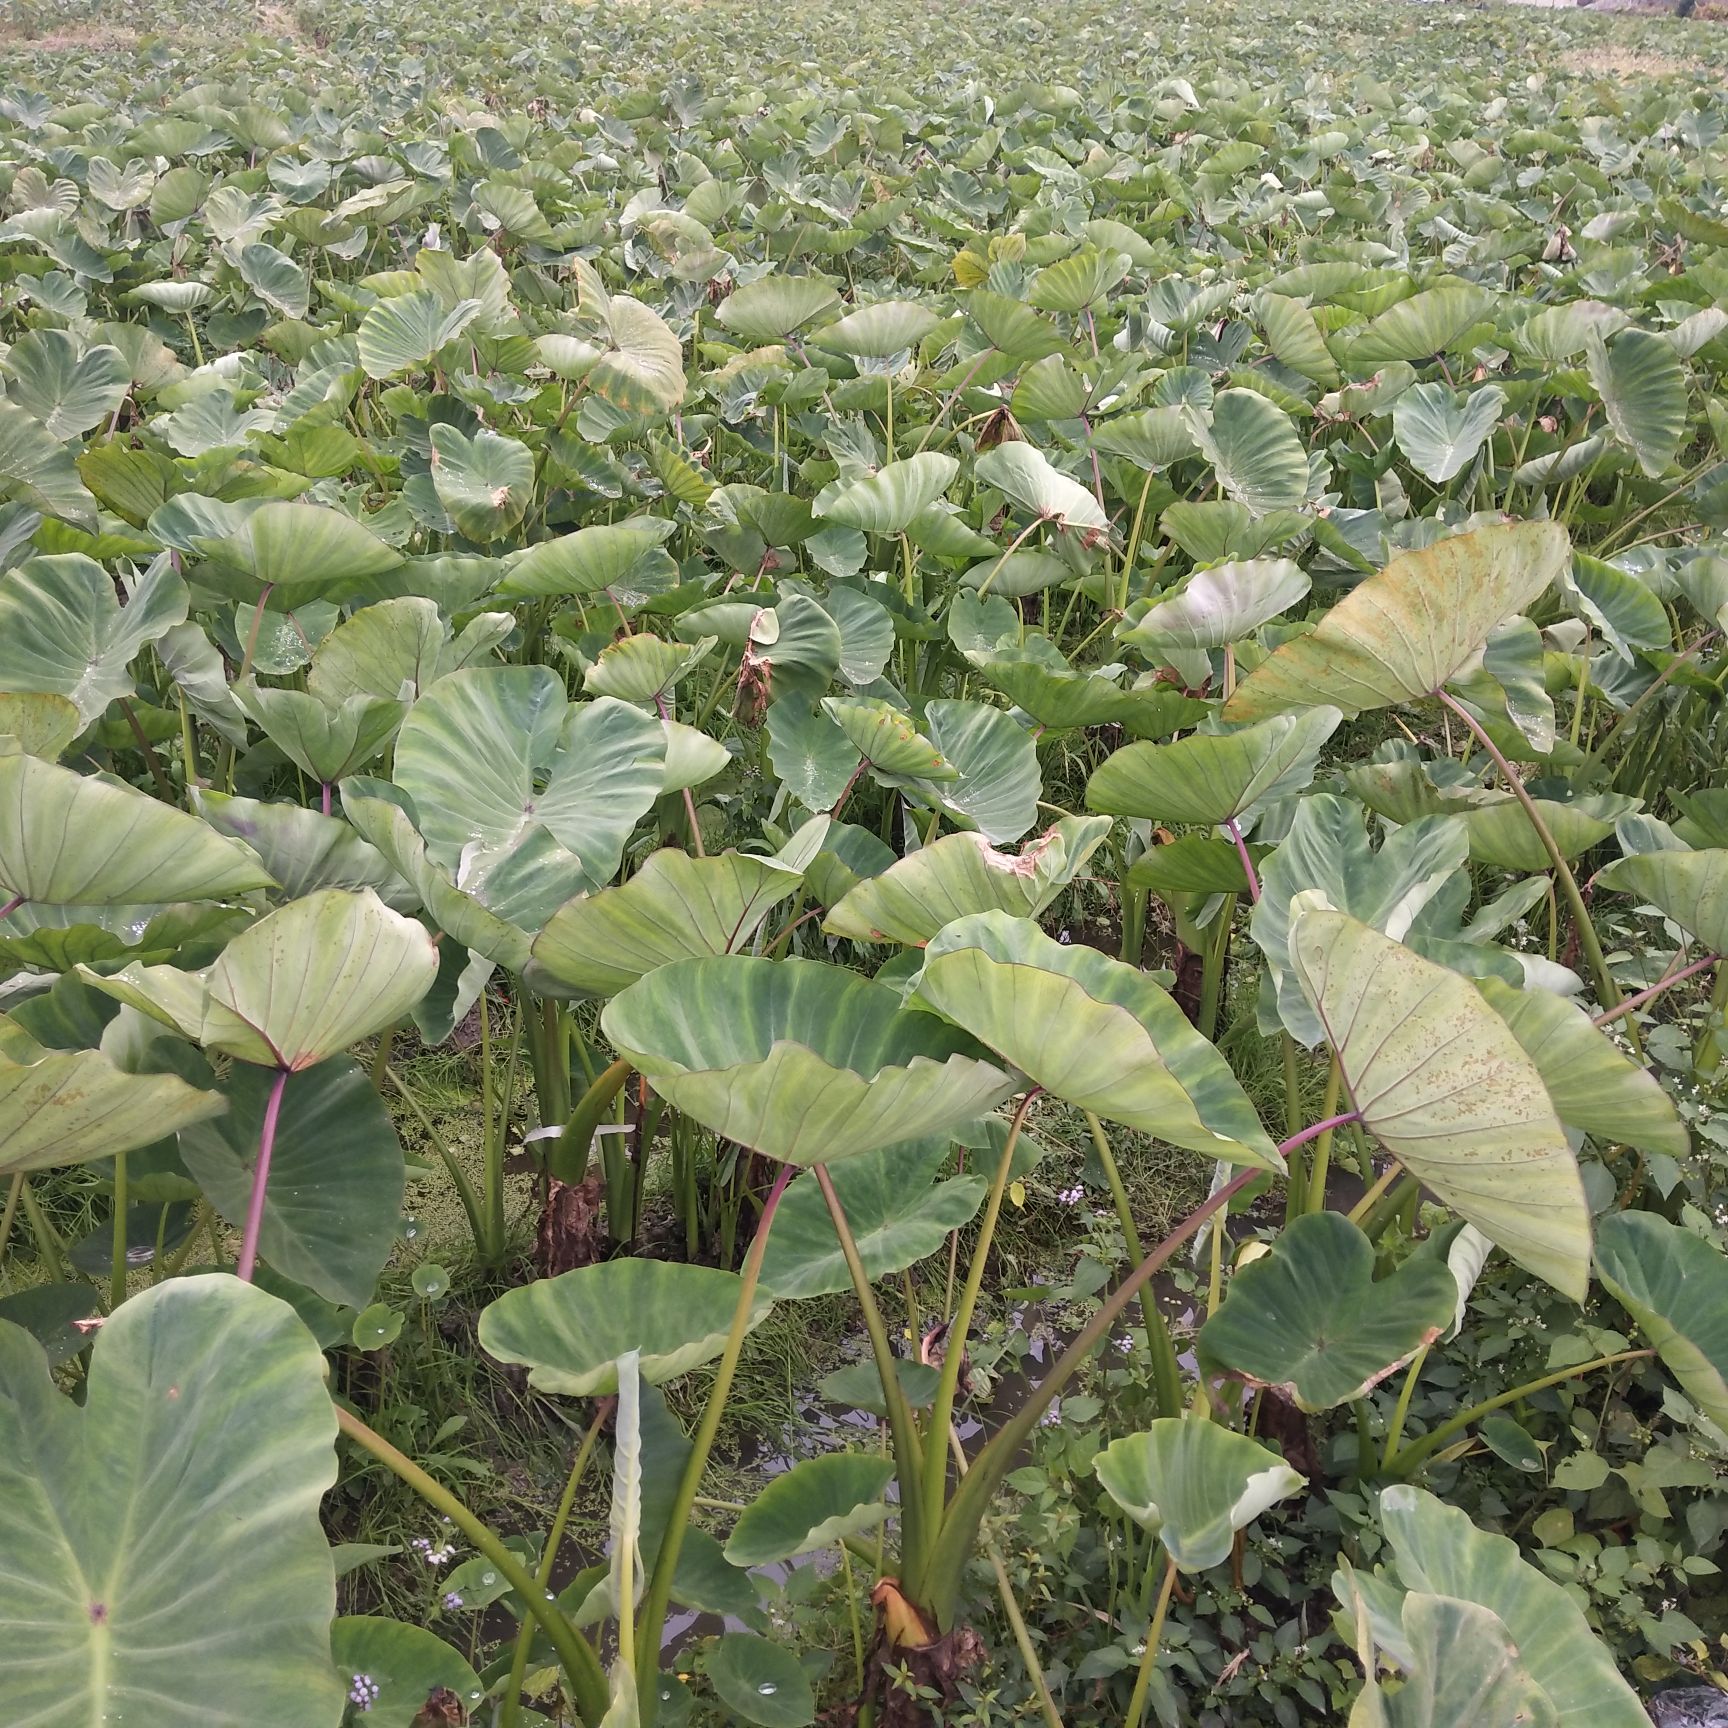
[825,815,1111,946]
[0,1275,343,1726]
[1087,708,1342,826]
[0,751,272,904]
[81,888,437,1070]
[1094,1418,1305,1571]
[602,954,1016,1165]
[1595,1211,1728,1433]
[760,1138,989,1299]
[908,911,1280,1167]
[1199,1212,1456,1410]
[724,1454,896,1566]
[478,1259,771,1393]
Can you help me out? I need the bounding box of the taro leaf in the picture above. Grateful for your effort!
[478,1259,771,1394]
[1587,326,1688,479]
[1093,1418,1305,1571]
[179,1059,404,1309]
[237,241,309,321]
[661,718,729,793]
[392,664,565,866]
[1223,522,1570,721]
[1370,1485,1647,1726]
[1286,899,1590,1299]
[428,425,535,541]
[760,1138,989,1299]
[1126,834,1265,896]
[1187,389,1309,512]
[1594,1211,1728,1433]
[923,698,1040,842]
[1452,615,1555,757]
[1340,283,1496,366]
[0,551,187,725]
[0,329,130,439]
[0,691,80,758]
[393,669,665,919]
[0,1282,99,1367]
[708,1632,814,1728]
[814,454,958,536]
[233,681,406,783]
[528,847,805,997]
[1458,794,1630,873]
[975,648,1208,737]
[0,1017,225,1175]
[716,276,841,344]
[0,752,272,903]
[496,516,678,599]
[0,901,247,977]
[1477,978,1686,1158]
[1391,383,1506,484]
[1027,245,1130,313]
[907,911,1280,1168]
[80,888,438,1071]
[356,288,483,379]
[1256,293,1339,388]
[328,1619,483,1726]
[1198,1212,1455,1410]
[0,1275,343,1726]
[823,696,957,783]
[602,954,1015,1166]
[191,791,407,906]
[340,780,534,973]
[724,1454,895,1566]
[306,596,451,705]
[1250,795,1467,1047]
[0,398,98,527]
[583,636,701,705]
[961,550,1073,597]
[196,501,404,608]
[825,815,1112,945]
[813,300,939,360]
[975,441,1108,531]
[1086,708,1342,826]
[1345,1592,1561,1728]
[767,698,863,811]
[589,292,687,416]
[1565,555,1671,661]
[1597,848,1728,952]
[1119,558,1311,656]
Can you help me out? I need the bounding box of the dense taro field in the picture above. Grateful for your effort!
[0,0,1727,1723]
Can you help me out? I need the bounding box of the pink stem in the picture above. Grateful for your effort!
[237,1067,290,1283]
[1593,954,1718,1028]
[0,892,23,922]
[1224,817,1260,903]
[1277,1110,1360,1158]
[320,781,332,817]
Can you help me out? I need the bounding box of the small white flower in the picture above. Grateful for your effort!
[348,1673,381,1709]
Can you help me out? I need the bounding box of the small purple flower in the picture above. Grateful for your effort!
[1040,1399,1062,1427]
[348,1672,381,1710]
[1056,1184,1084,1206]
[411,1535,455,1566]
[443,1591,464,1611]
[1115,1335,1134,1354]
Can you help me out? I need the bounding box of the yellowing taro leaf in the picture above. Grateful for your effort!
[1286,897,1590,1299]
[1223,522,1570,721]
